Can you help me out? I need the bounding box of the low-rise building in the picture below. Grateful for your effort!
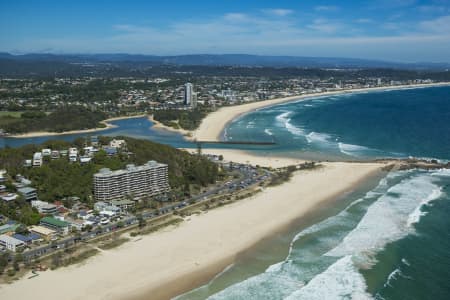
[31,200,58,214]
[51,150,60,159]
[0,223,20,235]
[109,139,126,149]
[40,217,70,235]
[69,148,78,162]
[94,201,121,214]
[33,152,43,167]
[110,199,135,210]
[42,149,51,156]
[1,193,18,202]
[18,187,37,201]
[29,225,57,241]
[12,233,41,244]
[0,234,25,252]
[0,170,6,183]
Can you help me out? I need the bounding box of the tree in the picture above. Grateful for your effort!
[137,214,146,228]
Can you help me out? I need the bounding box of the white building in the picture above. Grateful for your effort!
[69,148,78,162]
[31,200,58,214]
[93,161,170,202]
[33,152,43,167]
[42,149,51,156]
[184,83,193,106]
[0,234,25,252]
[109,139,126,149]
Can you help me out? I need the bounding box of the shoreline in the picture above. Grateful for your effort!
[147,115,192,137]
[191,82,450,142]
[6,114,148,138]
[0,161,386,300]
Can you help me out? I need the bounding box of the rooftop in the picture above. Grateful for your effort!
[17,187,36,194]
[95,161,167,178]
[40,216,69,228]
[29,225,56,236]
[0,234,24,246]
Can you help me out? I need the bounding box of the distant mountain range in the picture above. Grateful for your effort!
[1,52,449,70]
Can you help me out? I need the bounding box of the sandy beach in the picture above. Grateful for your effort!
[184,148,306,168]
[8,114,148,138]
[192,82,450,142]
[0,161,385,300]
[148,115,192,137]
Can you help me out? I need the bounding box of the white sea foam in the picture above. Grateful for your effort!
[275,111,292,124]
[264,128,273,136]
[406,187,442,226]
[326,172,443,257]
[338,142,371,157]
[285,120,304,136]
[305,131,333,144]
[284,256,372,300]
[205,171,445,300]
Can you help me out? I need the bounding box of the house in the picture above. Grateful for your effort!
[94,201,121,215]
[110,199,135,211]
[69,148,78,162]
[31,200,58,214]
[102,146,117,156]
[15,175,32,187]
[1,193,18,202]
[90,136,99,147]
[18,187,37,201]
[12,233,41,244]
[0,185,5,192]
[33,152,43,167]
[40,216,70,235]
[83,146,99,157]
[79,156,92,164]
[41,149,51,156]
[51,150,60,159]
[0,170,6,183]
[0,234,25,252]
[59,150,68,157]
[29,225,57,241]
[0,223,20,235]
[109,139,126,149]
[65,218,85,231]
[24,159,32,167]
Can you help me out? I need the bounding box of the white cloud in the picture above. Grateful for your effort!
[314,5,339,12]
[420,15,450,32]
[6,10,450,62]
[223,13,249,22]
[307,18,340,33]
[355,18,373,24]
[262,8,294,17]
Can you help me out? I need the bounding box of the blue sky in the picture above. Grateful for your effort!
[1,0,450,62]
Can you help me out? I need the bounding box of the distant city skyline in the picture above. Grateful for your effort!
[1,0,450,62]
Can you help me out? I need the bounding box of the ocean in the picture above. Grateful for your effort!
[175,86,450,300]
[224,86,450,161]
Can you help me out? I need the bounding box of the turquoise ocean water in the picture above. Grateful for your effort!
[176,86,450,300]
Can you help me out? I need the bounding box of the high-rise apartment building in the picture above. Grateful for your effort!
[93,161,169,202]
[184,82,193,106]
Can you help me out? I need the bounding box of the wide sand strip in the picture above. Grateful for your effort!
[0,162,385,300]
[192,82,450,142]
